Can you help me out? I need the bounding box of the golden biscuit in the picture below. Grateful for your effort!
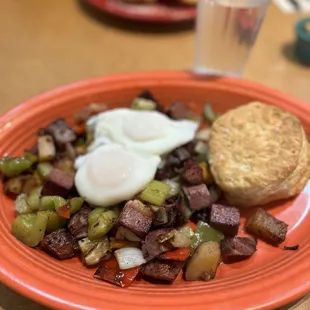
[208,102,310,207]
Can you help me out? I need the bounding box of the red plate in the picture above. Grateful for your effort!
[0,71,310,310]
[86,0,196,23]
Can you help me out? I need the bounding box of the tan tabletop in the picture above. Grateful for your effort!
[0,0,309,309]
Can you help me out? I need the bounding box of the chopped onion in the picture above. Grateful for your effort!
[195,141,208,155]
[157,228,194,248]
[204,103,218,124]
[162,178,181,198]
[115,247,146,270]
[158,157,166,169]
[195,128,210,142]
[14,193,30,214]
[84,238,110,266]
[116,226,141,242]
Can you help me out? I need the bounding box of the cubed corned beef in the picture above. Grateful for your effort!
[209,204,240,236]
[41,168,74,197]
[181,159,203,185]
[142,228,174,261]
[117,200,153,238]
[182,184,211,210]
[40,228,75,260]
[47,118,77,147]
[68,205,92,240]
[141,259,184,283]
[221,237,257,263]
[166,101,189,120]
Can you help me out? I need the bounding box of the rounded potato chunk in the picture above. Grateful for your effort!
[185,241,221,281]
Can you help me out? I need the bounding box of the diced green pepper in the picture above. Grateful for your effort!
[88,208,119,241]
[140,180,170,206]
[49,196,67,211]
[14,193,33,214]
[37,162,53,180]
[191,221,224,252]
[39,196,56,211]
[70,197,84,214]
[88,208,105,225]
[0,157,32,177]
[42,210,68,233]
[26,187,42,211]
[11,212,48,247]
[24,151,38,164]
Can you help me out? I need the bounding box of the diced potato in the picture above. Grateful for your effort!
[14,193,32,214]
[198,162,214,185]
[53,157,75,175]
[22,171,42,194]
[38,135,56,161]
[83,238,110,266]
[185,241,221,281]
[3,175,30,198]
[79,237,100,256]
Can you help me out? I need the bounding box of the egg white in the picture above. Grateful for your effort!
[87,108,199,156]
[75,144,160,207]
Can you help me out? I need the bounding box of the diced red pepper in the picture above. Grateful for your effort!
[57,201,71,219]
[159,248,190,261]
[73,124,86,135]
[183,221,197,232]
[94,257,140,288]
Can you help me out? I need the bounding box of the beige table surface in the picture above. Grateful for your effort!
[0,0,309,309]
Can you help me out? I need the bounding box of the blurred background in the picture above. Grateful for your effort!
[0,0,309,309]
[0,0,309,113]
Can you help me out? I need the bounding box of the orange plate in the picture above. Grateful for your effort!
[0,71,310,310]
[86,0,196,23]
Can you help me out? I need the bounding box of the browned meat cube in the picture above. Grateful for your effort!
[209,204,240,236]
[167,101,189,120]
[141,259,184,283]
[74,104,107,124]
[182,184,211,210]
[41,169,74,197]
[181,159,203,185]
[245,208,288,245]
[117,200,153,238]
[40,229,75,260]
[221,237,257,263]
[47,118,77,147]
[142,228,174,261]
[68,205,92,239]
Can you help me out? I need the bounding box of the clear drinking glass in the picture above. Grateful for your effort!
[194,0,270,77]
